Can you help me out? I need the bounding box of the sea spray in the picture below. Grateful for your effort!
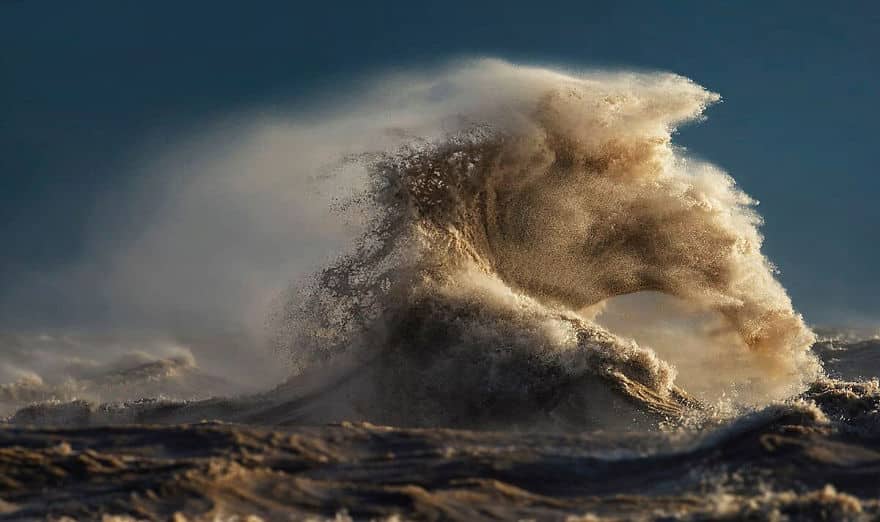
[272,60,822,425]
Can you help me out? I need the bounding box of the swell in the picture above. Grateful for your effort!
[4,383,879,522]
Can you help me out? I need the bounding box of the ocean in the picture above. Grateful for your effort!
[1,60,877,521]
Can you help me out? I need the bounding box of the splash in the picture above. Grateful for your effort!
[271,59,821,426]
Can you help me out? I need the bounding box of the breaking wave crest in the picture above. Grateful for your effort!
[267,59,822,427]
[3,59,877,522]
[3,60,826,431]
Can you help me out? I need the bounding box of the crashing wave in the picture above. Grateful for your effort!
[267,59,820,427]
[5,60,827,430]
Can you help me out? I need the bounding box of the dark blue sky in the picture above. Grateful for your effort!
[2,1,878,326]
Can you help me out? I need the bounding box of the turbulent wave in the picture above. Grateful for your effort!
[0,60,827,430]
[5,374,880,520]
[266,59,821,427]
[0,60,827,428]
[3,59,878,521]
